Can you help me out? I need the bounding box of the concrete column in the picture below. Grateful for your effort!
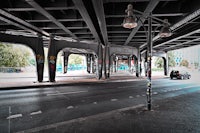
[97,44,103,79]
[35,35,44,82]
[162,53,169,76]
[104,46,110,79]
[137,48,141,77]
[86,54,91,73]
[91,55,95,73]
[63,52,70,73]
[48,37,58,82]
[128,56,131,73]
[113,56,117,73]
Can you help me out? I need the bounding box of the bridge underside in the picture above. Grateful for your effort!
[0,0,200,82]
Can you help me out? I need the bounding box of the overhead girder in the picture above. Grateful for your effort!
[0,9,49,36]
[72,0,101,43]
[25,0,77,39]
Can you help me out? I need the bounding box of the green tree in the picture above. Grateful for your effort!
[68,54,83,65]
[0,43,31,67]
[180,59,189,67]
[154,51,176,68]
[155,57,163,68]
[168,51,176,67]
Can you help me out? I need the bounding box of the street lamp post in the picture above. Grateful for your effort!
[146,13,153,111]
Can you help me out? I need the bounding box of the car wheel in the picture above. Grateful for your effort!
[188,76,191,79]
[170,76,173,79]
[181,76,184,80]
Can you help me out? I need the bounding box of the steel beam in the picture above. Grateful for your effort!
[72,0,100,42]
[0,9,49,36]
[92,0,108,45]
[154,28,200,48]
[25,0,76,38]
[5,6,76,11]
[124,0,159,45]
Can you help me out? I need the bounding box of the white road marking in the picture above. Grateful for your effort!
[30,110,42,116]
[153,92,158,95]
[16,104,144,133]
[7,114,22,119]
[93,102,97,104]
[67,106,74,109]
[47,90,88,96]
[136,95,140,97]
[142,94,146,97]
[111,99,118,101]
[129,96,133,99]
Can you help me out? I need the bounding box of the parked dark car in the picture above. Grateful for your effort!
[170,70,191,80]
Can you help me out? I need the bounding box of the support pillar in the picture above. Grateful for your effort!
[92,55,95,73]
[86,54,91,73]
[163,53,168,76]
[63,52,70,74]
[146,13,153,111]
[48,37,58,82]
[128,56,131,73]
[113,56,117,73]
[137,48,141,77]
[97,44,103,79]
[35,35,44,82]
[104,46,110,79]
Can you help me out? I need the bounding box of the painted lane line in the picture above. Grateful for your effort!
[47,90,88,96]
[153,92,158,95]
[136,95,140,97]
[129,96,133,99]
[16,104,144,133]
[111,99,118,102]
[142,94,146,97]
[30,110,42,116]
[93,102,97,104]
[67,106,74,109]
[7,114,22,119]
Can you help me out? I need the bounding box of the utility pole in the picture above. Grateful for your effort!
[147,13,152,111]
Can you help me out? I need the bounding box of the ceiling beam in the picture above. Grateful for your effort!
[0,16,36,34]
[154,28,200,48]
[163,37,200,50]
[27,18,84,23]
[25,0,76,38]
[0,9,49,36]
[124,0,160,45]
[103,0,176,3]
[5,6,76,12]
[92,0,108,45]
[72,0,100,42]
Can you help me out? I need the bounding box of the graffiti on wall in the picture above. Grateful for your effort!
[49,56,56,72]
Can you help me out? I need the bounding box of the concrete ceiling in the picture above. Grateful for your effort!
[0,0,200,52]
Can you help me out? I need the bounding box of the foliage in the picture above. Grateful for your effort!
[68,54,83,65]
[168,51,176,67]
[0,43,32,67]
[180,59,189,67]
[154,51,176,68]
[155,57,163,68]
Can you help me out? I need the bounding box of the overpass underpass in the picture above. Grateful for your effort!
[1,1,200,132]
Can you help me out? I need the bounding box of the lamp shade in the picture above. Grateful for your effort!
[159,19,172,37]
[123,16,137,29]
[122,4,137,29]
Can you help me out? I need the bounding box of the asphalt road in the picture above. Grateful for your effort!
[0,77,200,133]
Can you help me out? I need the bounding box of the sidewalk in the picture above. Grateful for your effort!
[0,70,147,89]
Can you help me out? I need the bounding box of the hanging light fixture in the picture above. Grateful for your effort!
[122,4,137,29]
[159,19,172,38]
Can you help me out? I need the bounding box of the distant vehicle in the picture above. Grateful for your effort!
[170,70,191,80]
